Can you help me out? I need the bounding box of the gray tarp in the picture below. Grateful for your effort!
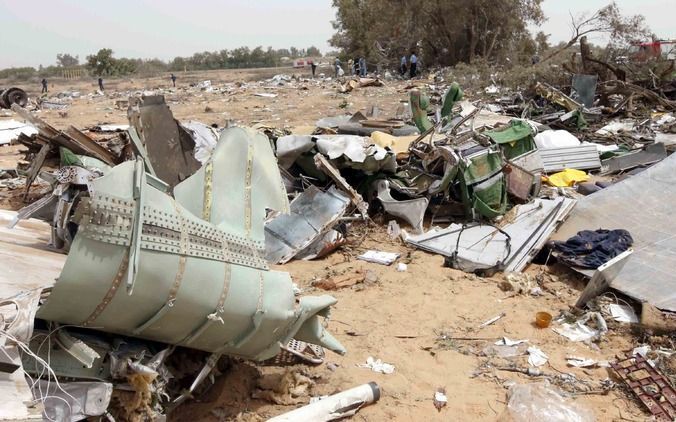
[552,153,676,311]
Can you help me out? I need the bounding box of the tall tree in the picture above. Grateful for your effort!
[330,0,545,66]
[56,53,79,67]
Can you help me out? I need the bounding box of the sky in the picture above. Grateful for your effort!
[0,0,673,69]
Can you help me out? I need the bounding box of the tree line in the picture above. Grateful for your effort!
[0,46,323,80]
[329,0,652,68]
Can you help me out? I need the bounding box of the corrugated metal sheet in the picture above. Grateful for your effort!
[405,197,576,273]
[552,153,676,311]
[539,145,600,172]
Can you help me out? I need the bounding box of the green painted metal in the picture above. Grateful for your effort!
[37,127,345,361]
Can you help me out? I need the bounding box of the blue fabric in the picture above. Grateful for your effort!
[550,229,633,269]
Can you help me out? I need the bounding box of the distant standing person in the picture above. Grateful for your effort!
[310,61,317,78]
[41,78,48,93]
[98,77,104,92]
[359,57,366,77]
[409,51,418,78]
[171,73,177,87]
[334,57,342,78]
[353,57,359,75]
[400,55,407,76]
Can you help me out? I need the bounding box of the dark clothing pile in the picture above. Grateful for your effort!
[550,229,633,269]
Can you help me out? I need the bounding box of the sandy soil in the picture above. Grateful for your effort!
[0,68,656,421]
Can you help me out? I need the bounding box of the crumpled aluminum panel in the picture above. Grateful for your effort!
[37,128,345,361]
[265,186,350,264]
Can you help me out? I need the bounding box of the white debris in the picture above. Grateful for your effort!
[479,312,506,328]
[358,356,395,374]
[433,389,448,410]
[534,130,580,149]
[606,304,639,324]
[253,92,278,98]
[553,312,607,342]
[357,250,400,265]
[495,337,528,346]
[632,345,650,358]
[396,263,407,272]
[527,346,549,367]
[566,356,609,368]
[0,120,38,145]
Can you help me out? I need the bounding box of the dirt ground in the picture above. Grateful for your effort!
[0,68,658,421]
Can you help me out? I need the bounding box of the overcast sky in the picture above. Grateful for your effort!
[0,0,673,69]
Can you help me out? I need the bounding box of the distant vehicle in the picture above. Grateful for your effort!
[628,40,676,62]
[293,58,310,68]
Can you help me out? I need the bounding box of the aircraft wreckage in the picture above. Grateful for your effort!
[0,122,344,420]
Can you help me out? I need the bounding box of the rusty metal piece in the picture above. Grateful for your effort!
[535,82,582,112]
[11,104,117,166]
[610,353,676,421]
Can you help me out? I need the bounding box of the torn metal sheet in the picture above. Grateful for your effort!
[265,186,350,264]
[0,119,38,145]
[539,144,601,172]
[505,162,536,201]
[276,134,397,174]
[36,127,345,360]
[314,153,370,216]
[127,95,201,188]
[571,74,598,108]
[405,198,576,273]
[11,104,118,166]
[179,121,220,164]
[0,210,64,298]
[295,229,346,261]
[535,82,583,112]
[575,250,633,308]
[316,115,352,129]
[375,180,428,233]
[600,142,667,174]
[90,124,129,132]
[0,289,44,420]
[552,153,676,312]
[35,381,112,422]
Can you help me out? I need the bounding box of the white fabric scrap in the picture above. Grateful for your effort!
[527,346,549,367]
[358,356,395,374]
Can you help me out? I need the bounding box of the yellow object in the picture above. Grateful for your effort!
[543,168,589,187]
[370,131,418,156]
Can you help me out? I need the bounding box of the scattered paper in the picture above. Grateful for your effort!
[358,356,395,374]
[254,92,278,98]
[495,337,528,346]
[527,346,549,367]
[607,304,639,324]
[396,263,408,272]
[357,250,400,265]
[566,356,609,368]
